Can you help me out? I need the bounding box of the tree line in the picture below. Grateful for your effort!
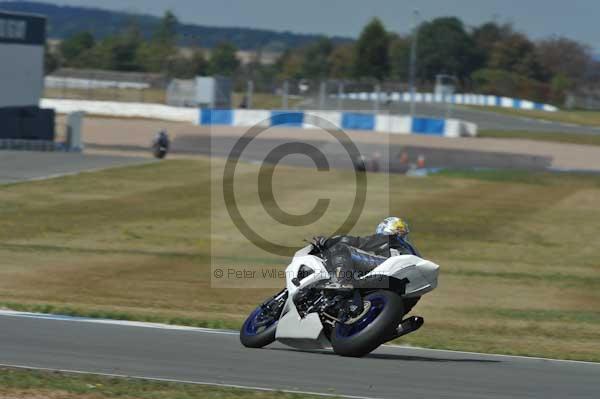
[47,12,239,80]
[47,12,599,104]
[277,17,599,104]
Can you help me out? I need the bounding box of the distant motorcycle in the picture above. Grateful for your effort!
[240,242,439,357]
[152,131,170,159]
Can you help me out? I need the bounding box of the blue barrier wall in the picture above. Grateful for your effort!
[197,109,474,137]
[200,109,233,125]
[411,117,445,135]
[270,111,304,127]
[341,112,375,130]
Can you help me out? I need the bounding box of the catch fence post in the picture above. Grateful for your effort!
[319,81,326,110]
[374,83,381,113]
[282,80,289,109]
[247,80,254,109]
[337,81,344,111]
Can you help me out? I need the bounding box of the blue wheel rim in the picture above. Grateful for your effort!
[335,295,387,338]
[243,306,277,336]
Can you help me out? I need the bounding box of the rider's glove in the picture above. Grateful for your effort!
[311,236,328,252]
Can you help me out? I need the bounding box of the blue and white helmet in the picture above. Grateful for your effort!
[376,217,410,237]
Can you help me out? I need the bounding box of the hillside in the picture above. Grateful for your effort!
[0,1,353,50]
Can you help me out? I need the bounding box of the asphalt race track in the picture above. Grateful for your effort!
[0,151,153,184]
[89,135,553,171]
[0,312,597,399]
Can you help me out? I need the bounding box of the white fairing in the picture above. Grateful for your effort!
[275,246,439,348]
[285,245,330,297]
[362,255,439,298]
[276,246,331,348]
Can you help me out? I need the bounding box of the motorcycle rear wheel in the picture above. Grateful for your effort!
[330,290,405,357]
[153,149,167,159]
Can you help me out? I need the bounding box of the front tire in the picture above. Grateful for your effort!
[240,291,287,348]
[330,290,405,357]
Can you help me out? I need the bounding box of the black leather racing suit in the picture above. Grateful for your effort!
[319,233,422,312]
[154,132,170,149]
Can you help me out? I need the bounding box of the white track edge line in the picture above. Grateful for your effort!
[0,363,382,399]
[0,310,238,335]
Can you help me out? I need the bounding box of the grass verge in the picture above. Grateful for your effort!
[464,105,600,127]
[0,367,322,399]
[1,159,599,361]
[480,130,600,146]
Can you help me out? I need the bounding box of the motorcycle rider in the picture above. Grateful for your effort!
[314,217,420,278]
[152,130,170,159]
[153,130,170,149]
[313,216,424,334]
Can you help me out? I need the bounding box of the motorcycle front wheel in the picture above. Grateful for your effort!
[240,290,287,348]
[330,290,405,357]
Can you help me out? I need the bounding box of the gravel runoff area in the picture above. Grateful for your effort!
[71,116,600,171]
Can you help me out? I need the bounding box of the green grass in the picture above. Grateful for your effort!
[461,308,600,325]
[464,105,600,127]
[0,367,323,399]
[480,130,600,146]
[44,87,167,103]
[232,92,303,109]
[1,159,600,361]
[435,168,556,184]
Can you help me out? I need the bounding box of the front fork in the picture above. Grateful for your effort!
[260,289,288,318]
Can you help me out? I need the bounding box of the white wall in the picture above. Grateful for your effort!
[41,98,199,123]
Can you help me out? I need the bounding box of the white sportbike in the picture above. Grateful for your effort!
[240,243,439,357]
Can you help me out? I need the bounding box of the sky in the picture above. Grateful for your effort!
[46,0,599,48]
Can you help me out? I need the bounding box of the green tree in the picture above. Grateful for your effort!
[328,43,355,79]
[549,73,572,104]
[60,31,95,64]
[135,12,179,74]
[167,49,209,78]
[78,23,145,71]
[536,37,593,84]
[388,34,411,80]
[190,49,209,76]
[488,33,546,80]
[155,10,178,46]
[354,18,390,80]
[417,17,481,81]
[209,42,240,76]
[135,42,173,72]
[471,22,512,65]
[471,68,550,102]
[301,38,333,78]
[276,49,303,80]
[111,23,145,71]
[44,45,60,74]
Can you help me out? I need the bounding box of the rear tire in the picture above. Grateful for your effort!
[330,290,404,357]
